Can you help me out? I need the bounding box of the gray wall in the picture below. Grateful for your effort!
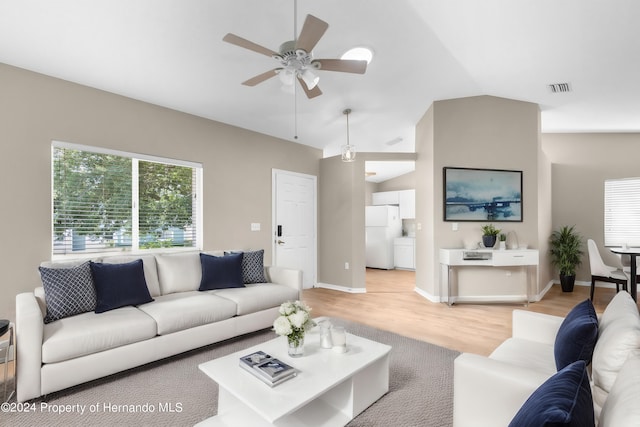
[376,171,416,192]
[415,95,552,299]
[542,133,640,282]
[0,63,321,317]
[318,153,415,291]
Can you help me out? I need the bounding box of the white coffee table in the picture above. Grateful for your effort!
[197,324,392,427]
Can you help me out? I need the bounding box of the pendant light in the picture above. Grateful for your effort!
[341,108,356,162]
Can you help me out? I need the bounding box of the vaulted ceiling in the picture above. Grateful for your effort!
[2,0,639,160]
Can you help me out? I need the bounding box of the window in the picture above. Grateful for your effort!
[604,177,640,246]
[52,142,202,256]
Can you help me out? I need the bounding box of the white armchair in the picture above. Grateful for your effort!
[453,310,563,427]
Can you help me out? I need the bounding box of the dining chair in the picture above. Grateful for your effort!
[587,239,628,300]
[618,252,640,284]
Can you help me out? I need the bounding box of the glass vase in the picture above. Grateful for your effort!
[287,335,305,357]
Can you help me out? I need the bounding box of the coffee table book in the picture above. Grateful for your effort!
[239,351,297,387]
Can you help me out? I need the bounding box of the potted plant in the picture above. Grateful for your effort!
[481,224,501,248]
[549,225,583,292]
[499,233,507,250]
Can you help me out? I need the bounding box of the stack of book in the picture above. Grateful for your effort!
[239,351,297,387]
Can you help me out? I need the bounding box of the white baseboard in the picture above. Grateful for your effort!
[314,283,367,294]
[414,287,441,303]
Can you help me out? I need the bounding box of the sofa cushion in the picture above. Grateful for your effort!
[155,252,201,294]
[90,259,154,313]
[599,355,640,427]
[209,283,300,316]
[101,254,161,297]
[591,314,640,409]
[39,261,97,324]
[508,360,594,427]
[137,291,237,335]
[199,252,244,290]
[490,337,557,377]
[599,290,639,333]
[42,306,157,363]
[554,299,598,370]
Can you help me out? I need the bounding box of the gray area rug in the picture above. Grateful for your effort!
[5,318,458,426]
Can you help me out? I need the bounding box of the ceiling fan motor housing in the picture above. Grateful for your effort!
[274,40,313,71]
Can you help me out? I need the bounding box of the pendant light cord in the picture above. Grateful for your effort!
[345,109,350,145]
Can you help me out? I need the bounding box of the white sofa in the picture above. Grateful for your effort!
[453,290,640,426]
[15,251,302,402]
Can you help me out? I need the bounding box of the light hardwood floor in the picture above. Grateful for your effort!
[302,268,625,356]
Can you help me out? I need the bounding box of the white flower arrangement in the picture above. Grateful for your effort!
[273,301,316,347]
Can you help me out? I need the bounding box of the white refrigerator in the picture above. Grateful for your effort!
[365,205,402,269]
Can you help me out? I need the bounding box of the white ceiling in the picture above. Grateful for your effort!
[2,0,640,161]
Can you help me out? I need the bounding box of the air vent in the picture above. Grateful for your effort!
[548,82,572,93]
[385,137,403,146]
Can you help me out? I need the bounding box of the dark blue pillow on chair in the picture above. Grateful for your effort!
[508,360,594,427]
[199,252,244,290]
[554,299,598,370]
[90,259,154,313]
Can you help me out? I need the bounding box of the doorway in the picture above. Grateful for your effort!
[364,160,416,293]
[272,169,317,289]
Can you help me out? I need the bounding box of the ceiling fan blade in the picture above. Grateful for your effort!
[242,69,279,86]
[313,59,367,74]
[295,15,329,53]
[223,33,278,57]
[297,76,322,99]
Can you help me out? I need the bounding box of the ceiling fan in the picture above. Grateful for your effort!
[223,14,367,99]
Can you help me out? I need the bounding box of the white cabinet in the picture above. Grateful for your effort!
[372,189,415,219]
[372,191,399,205]
[398,189,415,219]
[394,237,415,270]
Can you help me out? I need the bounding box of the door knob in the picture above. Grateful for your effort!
[277,240,285,245]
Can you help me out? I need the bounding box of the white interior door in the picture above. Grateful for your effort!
[272,169,317,289]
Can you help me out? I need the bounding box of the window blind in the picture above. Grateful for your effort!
[604,178,640,247]
[52,143,202,256]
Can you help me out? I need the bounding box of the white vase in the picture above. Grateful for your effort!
[499,241,506,250]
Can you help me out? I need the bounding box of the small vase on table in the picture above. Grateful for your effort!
[287,335,305,357]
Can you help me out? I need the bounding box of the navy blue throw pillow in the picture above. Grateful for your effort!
[554,299,599,370]
[508,360,594,427]
[199,252,244,290]
[90,259,154,313]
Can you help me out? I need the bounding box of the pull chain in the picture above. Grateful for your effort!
[293,0,298,139]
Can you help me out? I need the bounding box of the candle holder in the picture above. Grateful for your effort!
[331,326,347,353]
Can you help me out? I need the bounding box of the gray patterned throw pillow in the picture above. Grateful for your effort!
[224,249,267,284]
[39,261,97,323]
[241,249,266,284]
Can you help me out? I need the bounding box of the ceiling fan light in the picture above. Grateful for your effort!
[300,69,319,90]
[279,69,295,86]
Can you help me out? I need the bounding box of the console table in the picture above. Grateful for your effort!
[440,248,539,306]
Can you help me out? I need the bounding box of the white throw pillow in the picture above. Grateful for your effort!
[591,316,640,409]
[599,355,640,426]
[155,252,202,294]
[599,290,639,332]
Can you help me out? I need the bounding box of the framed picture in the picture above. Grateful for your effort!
[443,167,523,222]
